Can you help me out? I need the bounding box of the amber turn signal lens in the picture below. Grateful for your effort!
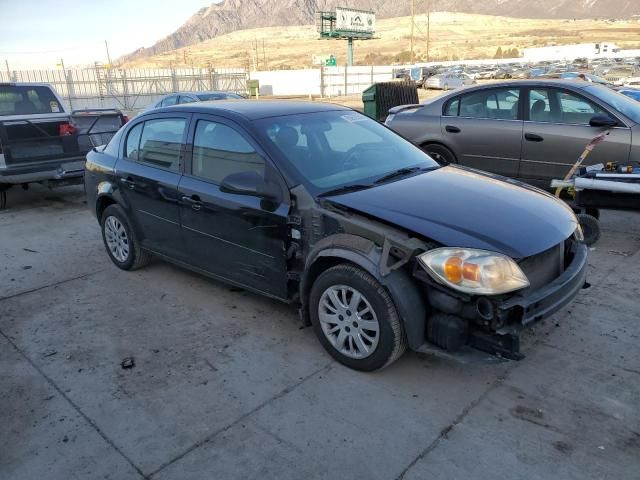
[443,256,463,283]
[462,262,480,281]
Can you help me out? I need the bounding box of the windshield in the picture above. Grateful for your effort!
[255,110,439,194]
[585,85,640,124]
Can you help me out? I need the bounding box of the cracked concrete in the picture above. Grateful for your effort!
[1,185,639,479]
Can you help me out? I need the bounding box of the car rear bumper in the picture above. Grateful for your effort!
[0,157,85,184]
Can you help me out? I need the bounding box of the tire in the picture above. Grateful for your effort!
[422,143,456,165]
[100,204,151,270]
[576,213,600,246]
[309,264,407,371]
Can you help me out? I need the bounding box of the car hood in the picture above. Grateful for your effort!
[325,166,577,259]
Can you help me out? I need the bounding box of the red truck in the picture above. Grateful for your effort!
[0,82,127,208]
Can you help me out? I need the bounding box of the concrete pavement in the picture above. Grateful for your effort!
[1,185,638,479]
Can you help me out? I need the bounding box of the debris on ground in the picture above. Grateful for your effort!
[121,357,135,369]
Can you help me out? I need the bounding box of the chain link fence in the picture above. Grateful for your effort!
[0,66,248,113]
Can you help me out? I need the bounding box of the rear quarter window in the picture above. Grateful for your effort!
[444,98,460,116]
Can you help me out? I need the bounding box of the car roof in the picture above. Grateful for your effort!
[150,100,350,120]
[165,91,241,97]
[435,79,595,97]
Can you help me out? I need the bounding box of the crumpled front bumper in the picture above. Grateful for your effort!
[417,240,589,359]
[497,241,588,328]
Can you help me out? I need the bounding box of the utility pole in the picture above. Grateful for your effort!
[4,59,10,79]
[104,40,113,67]
[426,0,431,62]
[410,0,415,63]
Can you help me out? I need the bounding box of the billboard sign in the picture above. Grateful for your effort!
[335,7,375,34]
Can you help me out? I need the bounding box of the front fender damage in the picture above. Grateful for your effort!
[288,185,433,351]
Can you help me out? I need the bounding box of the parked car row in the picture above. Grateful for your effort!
[404,57,640,91]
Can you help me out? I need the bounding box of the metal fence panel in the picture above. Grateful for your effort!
[0,67,248,113]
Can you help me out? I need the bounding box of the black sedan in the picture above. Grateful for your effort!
[85,101,588,371]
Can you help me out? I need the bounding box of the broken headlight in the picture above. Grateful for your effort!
[417,248,530,295]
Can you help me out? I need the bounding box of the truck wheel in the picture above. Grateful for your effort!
[0,191,6,210]
[576,213,600,246]
[309,264,407,371]
[101,204,151,270]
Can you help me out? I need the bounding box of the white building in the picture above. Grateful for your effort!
[523,43,622,61]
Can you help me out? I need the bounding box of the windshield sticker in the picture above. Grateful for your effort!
[50,101,60,113]
[341,113,366,123]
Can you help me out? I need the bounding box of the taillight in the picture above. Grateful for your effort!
[122,115,129,124]
[59,122,77,136]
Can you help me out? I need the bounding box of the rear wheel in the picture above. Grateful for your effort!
[422,144,456,165]
[100,204,151,270]
[309,264,407,371]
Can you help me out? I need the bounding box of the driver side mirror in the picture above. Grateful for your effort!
[589,114,618,128]
[220,171,281,201]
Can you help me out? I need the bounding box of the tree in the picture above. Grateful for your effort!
[494,47,503,59]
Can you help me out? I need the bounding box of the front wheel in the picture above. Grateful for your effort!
[101,204,151,270]
[309,264,407,371]
[576,213,600,246]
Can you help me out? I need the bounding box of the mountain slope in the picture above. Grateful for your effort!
[120,0,640,62]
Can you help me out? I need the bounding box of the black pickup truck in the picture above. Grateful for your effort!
[0,82,127,208]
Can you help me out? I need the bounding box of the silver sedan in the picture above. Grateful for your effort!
[385,80,640,187]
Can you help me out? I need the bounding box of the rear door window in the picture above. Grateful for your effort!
[529,89,553,122]
[138,118,186,171]
[459,89,520,120]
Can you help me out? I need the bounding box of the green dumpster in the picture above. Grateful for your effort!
[248,79,260,97]
[362,81,419,121]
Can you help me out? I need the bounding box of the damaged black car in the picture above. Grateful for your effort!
[85,101,588,371]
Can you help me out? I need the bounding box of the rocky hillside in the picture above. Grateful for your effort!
[120,0,640,62]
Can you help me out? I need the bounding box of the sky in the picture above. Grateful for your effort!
[0,0,216,69]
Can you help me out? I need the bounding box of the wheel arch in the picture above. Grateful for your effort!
[300,234,427,351]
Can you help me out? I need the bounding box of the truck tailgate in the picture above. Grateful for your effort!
[0,117,80,165]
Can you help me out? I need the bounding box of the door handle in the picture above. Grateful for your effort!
[120,177,136,189]
[445,125,461,133]
[524,133,544,142]
[181,195,202,211]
